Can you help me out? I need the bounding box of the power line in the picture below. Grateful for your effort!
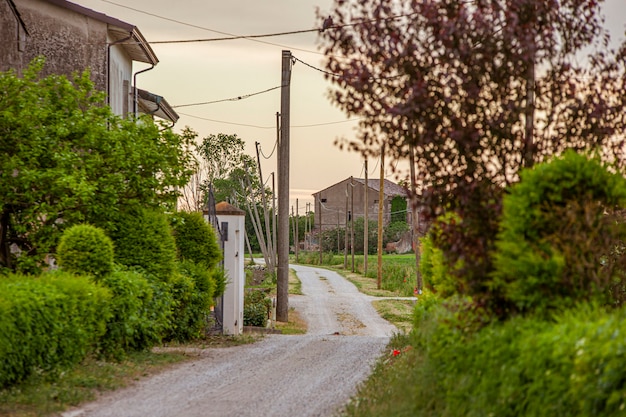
[98,0,418,52]
[259,140,278,160]
[97,0,322,54]
[172,85,284,108]
[178,112,359,129]
[178,112,274,129]
[292,56,404,81]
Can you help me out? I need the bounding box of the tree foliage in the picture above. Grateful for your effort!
[0,58,195,273]
[195,133,264,205]
[318,0,626,295]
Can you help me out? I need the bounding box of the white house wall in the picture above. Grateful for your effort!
[107,34,133,117]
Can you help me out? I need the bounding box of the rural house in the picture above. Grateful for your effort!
[0,0,178,123]
[312,177,410,232]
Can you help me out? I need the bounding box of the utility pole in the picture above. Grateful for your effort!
[350,176,355,272]
[277,50,292,322]
[295,198,299,263]
[364,158,369,275]
[409,145,422,294]
[377,146,385,290]
[318,200,322,264]
[344,182,349,269]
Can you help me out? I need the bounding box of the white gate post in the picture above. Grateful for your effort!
[215,202,245,335]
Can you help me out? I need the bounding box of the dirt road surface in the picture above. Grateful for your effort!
[62,264,398,417]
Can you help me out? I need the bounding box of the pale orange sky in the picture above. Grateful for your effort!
[69,0,626,211]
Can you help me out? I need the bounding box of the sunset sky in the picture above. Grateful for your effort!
[70,0,626,210]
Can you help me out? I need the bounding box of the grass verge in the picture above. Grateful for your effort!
[0,335,256,417]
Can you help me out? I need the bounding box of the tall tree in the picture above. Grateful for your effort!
[318,0,626,303]
[196,133,276,269]
[0,58,195,273]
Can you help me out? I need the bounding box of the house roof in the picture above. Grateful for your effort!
[135,88,179,123]
[45,0,158,65]
[313,177,408,198]
[353,178,408,197]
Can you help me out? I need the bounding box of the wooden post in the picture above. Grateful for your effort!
[364,158,368,275]
[377,146,385,290]
[277,50,292,322]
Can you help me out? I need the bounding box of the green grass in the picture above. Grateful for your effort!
[0,351,190,417]
[0,335,256,417]
[372,299,415,334]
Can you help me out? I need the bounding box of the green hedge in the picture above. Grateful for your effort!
[97,267,172,359]
[165,261,217,341]
[108,208,177,282]
[0,272,110,387]
[170,211,221,268]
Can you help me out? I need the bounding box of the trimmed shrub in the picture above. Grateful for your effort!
[170,211,222,268]
[108,208,177,282]
[97,267,172,359]
[0,272,110,387]
[491,150,626,316]
[166,261,216,341]
[56,224,114,278]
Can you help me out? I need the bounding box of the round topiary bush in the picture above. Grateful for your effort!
[491,150,626,316]
[56,224,114,278]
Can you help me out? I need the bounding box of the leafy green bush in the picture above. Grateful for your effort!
[419,233,457,298]
[56,224,114,278]
[170,211,221,268]
[211,266,227,297]
[165,261,216,341]
[97,267,172,359]
[107,208,177,282]
[348,301,626,417]
[243,290,270,327]
[491,150,626,316]
[0,272,110,387]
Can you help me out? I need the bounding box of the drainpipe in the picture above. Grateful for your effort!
[106,35,132,108]
[133,64,155,118]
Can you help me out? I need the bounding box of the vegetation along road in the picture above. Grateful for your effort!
[62,264,401,417]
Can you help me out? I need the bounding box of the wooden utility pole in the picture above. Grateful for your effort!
[344,182,349,269]
[318,201,322,264]
[350,176,355,272]
[377,146,385,290]
[295,198,299,262]
[364,158,369,275]
[409,145,422,294]
[277,50,292,322]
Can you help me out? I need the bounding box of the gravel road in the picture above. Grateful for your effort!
[63,264,398,417]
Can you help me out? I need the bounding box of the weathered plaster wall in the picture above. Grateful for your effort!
[11,0,108,91]
[0,0,28,74]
